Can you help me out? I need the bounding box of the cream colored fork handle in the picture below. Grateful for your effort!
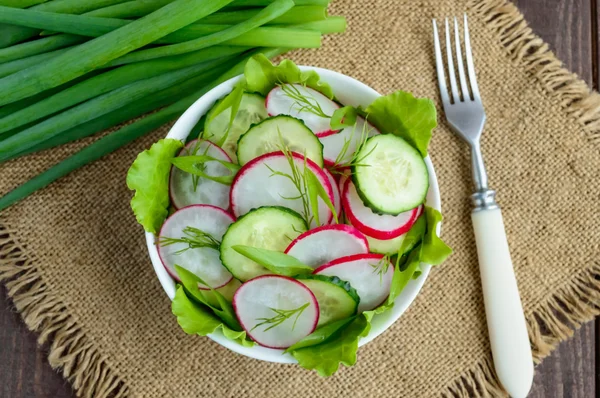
[472,208,533,398]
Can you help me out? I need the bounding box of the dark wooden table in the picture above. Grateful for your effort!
[1,1,598,397]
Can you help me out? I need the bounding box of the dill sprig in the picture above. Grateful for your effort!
[265,133,315,226]
[333,117,378,171]
[280,83,331,119]
[159,226,220,254]
[370,255,392,284]
[251,302,310,332]
[184,141,211,192]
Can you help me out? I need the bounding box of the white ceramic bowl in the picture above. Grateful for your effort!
[146,66,441,363]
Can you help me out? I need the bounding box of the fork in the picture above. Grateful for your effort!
[433,15,533,398]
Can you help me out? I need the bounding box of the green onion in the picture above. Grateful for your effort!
[0,57,239,160]
[11,70,219,160]
[86,0,174,18]
[0,46,247,134]
[0,48,287,212]
[0,0,235,107]
[106,0,293,65]
[227,0,330,7]
[158,25,321,47]
[292,16,347,34]
[202,6,327,25]
[0,72,103,120]
[0,0,48,7]
[0,34,85,64]
[0,48,71,78]
[0,6,128,36]
[0,0,132,48]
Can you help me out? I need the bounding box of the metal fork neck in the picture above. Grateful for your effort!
[470,140,488,191]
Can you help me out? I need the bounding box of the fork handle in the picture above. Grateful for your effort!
[472,206,533,398]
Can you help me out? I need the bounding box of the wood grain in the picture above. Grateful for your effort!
[513,0,597,396]
[0,0,597,397]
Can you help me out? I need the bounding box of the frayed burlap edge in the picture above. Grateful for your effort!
[440,0,600,397]
[1,0,600,397]
[0,225,129,398]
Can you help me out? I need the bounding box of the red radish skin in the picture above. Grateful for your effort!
[284,224,369,268]
[229,151,334,225]
[323,168,341,220]
[158,204,234,290]
[342,178,419,240]
[169,139,232,210]
[265,84,339,136]
[233,275,319,349]
[314,253,394,312]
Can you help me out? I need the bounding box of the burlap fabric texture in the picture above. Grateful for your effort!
[1,0,600,397]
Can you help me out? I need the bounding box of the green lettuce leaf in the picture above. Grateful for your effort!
[127,138,183,234]
[421,206,452,265]
[244,54,334,98]
[289,314,370,377]
[172,286,254,347]
[365,91,437,157]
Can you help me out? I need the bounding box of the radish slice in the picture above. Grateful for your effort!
[169,139,231,210]
[158,205,234,290]
[323,168,341,220]
[230,152,334,227]
[233,275,319,348]
[285,224,369,269]
[314,253,394,312]
[342,178,419,240]
[266,84,339,136]
[321,118,380,167]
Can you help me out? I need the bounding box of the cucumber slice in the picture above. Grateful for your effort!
[220,206,307,281]
[353,134,429,215]
[204,92,267,162]
[297,275,359,326]
[236,115,324,167]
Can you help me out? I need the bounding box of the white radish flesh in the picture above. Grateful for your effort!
[233,275,319,348]
[266,84,339,136]
[343,179,419,240]
[285,224,369,269]
[321,117,379,167]
[314,253,394,312]
[230,152,334,227]
[169,139,231,210]
[158,205,234,290]
[323,168,341,220]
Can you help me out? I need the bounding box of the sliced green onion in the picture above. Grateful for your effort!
[0,0,235,107]
[0,46,246,134]
[0,47,287,212]
[0,48,71,78]
[0,34,84,64]
[0,57,238,160]
[107,0,293,64]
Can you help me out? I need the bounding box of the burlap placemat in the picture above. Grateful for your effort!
[2,0,600,397]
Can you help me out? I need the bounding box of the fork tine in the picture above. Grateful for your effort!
[453,17,470,100]
[432,19,450,106]
[463,14,480,98]
[444,18,460,103]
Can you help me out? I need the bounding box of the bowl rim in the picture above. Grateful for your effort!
[145,66,441,363]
